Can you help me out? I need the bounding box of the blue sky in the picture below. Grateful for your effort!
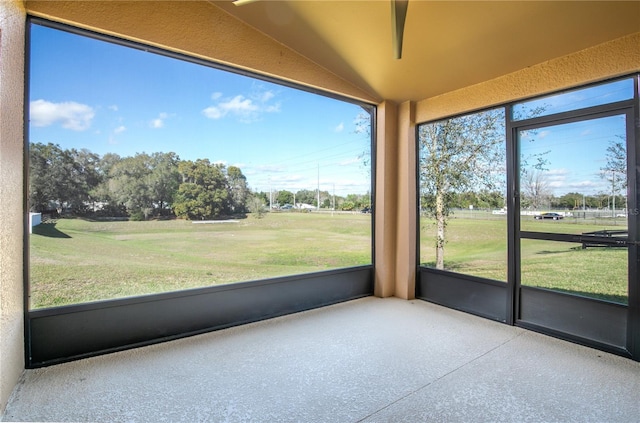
[517,76,632,198]
[29,24,372,197]
[515,78,633,198]
[520,114,627,197]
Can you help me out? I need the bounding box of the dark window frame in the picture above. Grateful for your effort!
[416,74,640,361]
[24,17,376,367]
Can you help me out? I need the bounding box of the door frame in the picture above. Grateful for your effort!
[418,74,640,361]
[509,101,638,357]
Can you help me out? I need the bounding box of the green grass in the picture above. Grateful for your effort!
[31,211,630,308]
[420,214,629,303]
[30,213,371,308]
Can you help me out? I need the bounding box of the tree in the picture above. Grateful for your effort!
[89,153,128,216]
[108,153,155,219]
[600,136,627,213]
[29,142,63,212]
[295,189,316,206]
[557,192,583,209]
[72,148,102,212]
[226,166,249,214]
[354,109,373,170]
[521,169,552,210]
[254,191,269,206]
[29,143,97,214]
[276,190,294,206]
[418,109,505,269]
[149,152,181,215]
[173,159,229,220]
[247,195,266,218]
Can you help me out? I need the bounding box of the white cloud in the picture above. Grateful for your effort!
[202,89,280,123]
[334,122,345,133]
[339,157,360,166]
[272,174,305,184]
[108,105,119,112]
[254,164,286,173]
[203,95,257,120]
[546,168,568,175]
[114,125,126,134]
[260,91,275,102]
[30,99,95,131]
[570,180,598,189]
[265,104,281,113]
[202,106,224,120]
[150,112,170,129]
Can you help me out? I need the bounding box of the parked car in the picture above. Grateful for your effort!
[535,212,563,220]
[361,206,372,214]
[281,204,293,210]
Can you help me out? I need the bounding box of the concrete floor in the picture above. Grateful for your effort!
[2,297,640,422]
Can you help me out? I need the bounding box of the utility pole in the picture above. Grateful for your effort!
[612,170,616,218]
[269,177,272,211]
[332,183,335,216]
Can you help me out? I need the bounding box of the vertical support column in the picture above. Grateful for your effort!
[395,101,416,299]
[0,0,26,414]
[374,101,398,297]
[627,78,640,360]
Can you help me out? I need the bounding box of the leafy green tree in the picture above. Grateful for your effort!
[341,201,356,211]
[248,195,266,218]
[108,153,155,219]
[89,153,126,216]
[72,148,102,212]
[29,143,98,214]
[29,143,60,212]
[295,189,316,206]
[557,192,583,209]
[344,193,371,210]
[149,152,181,215]
[276,190,294,206]
[226,165,249,213]
[174,159,229,220]
[254,191,269,206]
[419,108,505,269]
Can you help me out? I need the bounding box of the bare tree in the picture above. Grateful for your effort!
[521,169,551,210]
[599,136,627,213]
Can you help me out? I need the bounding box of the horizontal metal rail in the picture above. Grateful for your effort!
[521,231,637,247]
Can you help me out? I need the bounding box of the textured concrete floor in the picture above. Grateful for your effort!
[3,297,640,422]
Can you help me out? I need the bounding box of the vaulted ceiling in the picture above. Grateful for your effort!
[212,1,640,103]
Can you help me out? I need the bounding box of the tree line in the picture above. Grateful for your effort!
[29,143,250,220]
[29,143,372,220]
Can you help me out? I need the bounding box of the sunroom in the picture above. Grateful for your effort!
[1,1,639,420]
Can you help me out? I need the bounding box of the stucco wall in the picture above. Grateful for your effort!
[394,101,416,300]
[416,32,640,123]
[374,101,398,298]
[0,0,26,414]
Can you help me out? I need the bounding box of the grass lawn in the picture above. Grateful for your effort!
[31,210,629,309]
[30,212,371,309]
[420,214,629,304]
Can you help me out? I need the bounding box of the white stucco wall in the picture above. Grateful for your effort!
[0,0,26,415]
